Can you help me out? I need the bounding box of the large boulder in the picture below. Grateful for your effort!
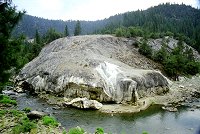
[15,35,169,104]
[64,97,103,109]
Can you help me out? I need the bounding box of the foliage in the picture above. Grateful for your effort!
[42,115,59,127]
[0,109,7,117]
[62,129,67,134]
[115,27,131,38]
[44,28,62,44]
[22,107,31,113]
[35,29,41,44]
[98,3,200,53]
[68,127,85,134]
[0,1,25,91]
[12,117,36,134]
[0,95,17,105]
[138,39,152,58]
[161,39,200,80]
[74,20,81,36]
[64,24,69,36]
[153,40,168,62]
[95,127,104,134]
[142,131,149,134]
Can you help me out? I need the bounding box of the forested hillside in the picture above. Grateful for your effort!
[13,3,200,52]
[99,3,200,52]
[12,15,108,38]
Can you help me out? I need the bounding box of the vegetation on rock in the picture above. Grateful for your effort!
[0,94,17,105]
[42,115,59,127]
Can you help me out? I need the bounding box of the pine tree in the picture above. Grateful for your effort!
[35,29,41,44]
[0,1,25,91]
[64,24,69,36]
[138,39,152,58]
[74,20,81,36]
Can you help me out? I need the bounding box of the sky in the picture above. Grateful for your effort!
[13,0,199,21]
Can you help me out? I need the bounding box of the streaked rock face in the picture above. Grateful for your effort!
[15,35,169,104]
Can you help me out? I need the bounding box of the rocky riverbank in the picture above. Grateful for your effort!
[34,75,200,113]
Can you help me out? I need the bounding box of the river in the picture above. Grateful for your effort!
[16,94,200,134]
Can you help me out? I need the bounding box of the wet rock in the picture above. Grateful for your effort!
[2,90,17,96]
[179,85,184,88]
[162,106,178,112]
[191,91,200,98]
[27,110,48,119]
[64,97,103,109]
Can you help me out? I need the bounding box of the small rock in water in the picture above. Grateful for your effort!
[27,110,48,119]
[179,85,184,88]
[188,128,193,130]
[165,128,171,130]
[162,106,178,112]
[52,106,60,110]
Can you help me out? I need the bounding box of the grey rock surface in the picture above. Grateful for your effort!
[64,97,103,109]
[147,37,200,60]
[27,110,48,119]
[15,35,169,104]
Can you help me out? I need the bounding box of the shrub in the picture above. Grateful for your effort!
[62,129,67,134]
[95,127,104,134]
[68,127,85,134]
[142,131,149,134]
[115,27,125,37]
[42,116,59,127]
[12,117,36,134]
[0,110,7,117]
[0,95,17,105]
[9,110,24,117]
[23,107,31,113]
[138,40,152,58]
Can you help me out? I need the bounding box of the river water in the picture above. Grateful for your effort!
[16,94,200,134]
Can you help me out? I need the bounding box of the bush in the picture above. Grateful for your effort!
[42,116,59,127]
[142,131,149,134]
[115,27,125,37]
[12,117,36,134]
[0,95,17,105]
[68,127,85,134]
[0,110,7,117]
[95,127,104,134]
[23,107,31,113]
[138,40,152,58]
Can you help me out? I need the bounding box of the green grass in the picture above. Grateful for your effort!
[42,116,59,127]
[0,109,7,117]
[0,95,17,105]
[68,127,85,134]
[12,117,37,134]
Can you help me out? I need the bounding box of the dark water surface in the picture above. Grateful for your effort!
[16,94,200,134]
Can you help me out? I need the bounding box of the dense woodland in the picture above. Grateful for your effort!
[1,1,200,91]
[13,14,108,38]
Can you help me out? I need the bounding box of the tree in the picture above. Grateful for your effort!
[154,40,168,63]
[35,29,41,44]
[0,1,25,90]
[138,39,152,58]
[74,20,81,36]
[64,24,69,36]
[44,28,62,44]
